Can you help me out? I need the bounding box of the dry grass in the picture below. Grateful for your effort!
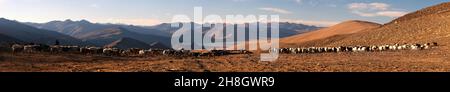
[1,47,449,72]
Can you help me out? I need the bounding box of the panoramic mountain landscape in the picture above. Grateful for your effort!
[1,1,450,72]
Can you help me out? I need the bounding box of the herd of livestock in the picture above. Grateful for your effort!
[8,44,252,57]
[6,42,438,57]
[272,42,438,54]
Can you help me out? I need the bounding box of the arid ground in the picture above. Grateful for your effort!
[1,46,449,72]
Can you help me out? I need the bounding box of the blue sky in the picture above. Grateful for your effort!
[0,0,448,26]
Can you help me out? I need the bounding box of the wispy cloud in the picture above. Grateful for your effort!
[294,0,302,4]
[348,2,408,17]
[291,0,339,8]
[259,7,292,14]
[283,19,339,27]
[375,11,408,17]
[349,2,389,10]
[89,4,100,8]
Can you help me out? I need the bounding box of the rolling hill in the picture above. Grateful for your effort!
[278,22,322,38]
[78,27,171,48]
[281,20,381,47]
[280,2,450,49]
[105,37,167,49]
[325,2,450,46]
[0,18,88,46]
[0,34,22,44]
[0,34,23,50]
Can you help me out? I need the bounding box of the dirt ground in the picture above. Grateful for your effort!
[1,46,450,72]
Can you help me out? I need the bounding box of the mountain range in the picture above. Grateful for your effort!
[24,19,172,37]
[0,18,87,46]
[1,18,319,49]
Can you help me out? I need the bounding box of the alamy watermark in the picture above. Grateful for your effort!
[170,7,279,61]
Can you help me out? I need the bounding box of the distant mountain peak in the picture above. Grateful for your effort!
[0,18,7,21]
[79,19,91,24]
[0,18,15,23]
[50,19,91,24]
[64,19,73,22]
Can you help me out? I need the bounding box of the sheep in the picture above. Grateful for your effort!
[64,46,80,53]
[11,44,24,53]
[103,48,122,56]
[49,45,79,53]
[80,47,103,55]
[421,43,430,49]
[432,42,438,46]
[50,45,63,53]
[122,48,143,56]
[410,44,420,50]
[23,44,49,53]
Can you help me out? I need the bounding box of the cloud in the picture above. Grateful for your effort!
[283,19,339,27]
[348,2,407,17]
[376,11,408,17]
[349,3,389,10]
[89,4,100,8]
[294,0,302,4]
[291,0,339,8]
[351,11,377,17]
[259,7,292,14]
[369,3,389,10]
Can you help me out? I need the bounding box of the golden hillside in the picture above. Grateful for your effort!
[281,20,381,47]
[327,2,450,46]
